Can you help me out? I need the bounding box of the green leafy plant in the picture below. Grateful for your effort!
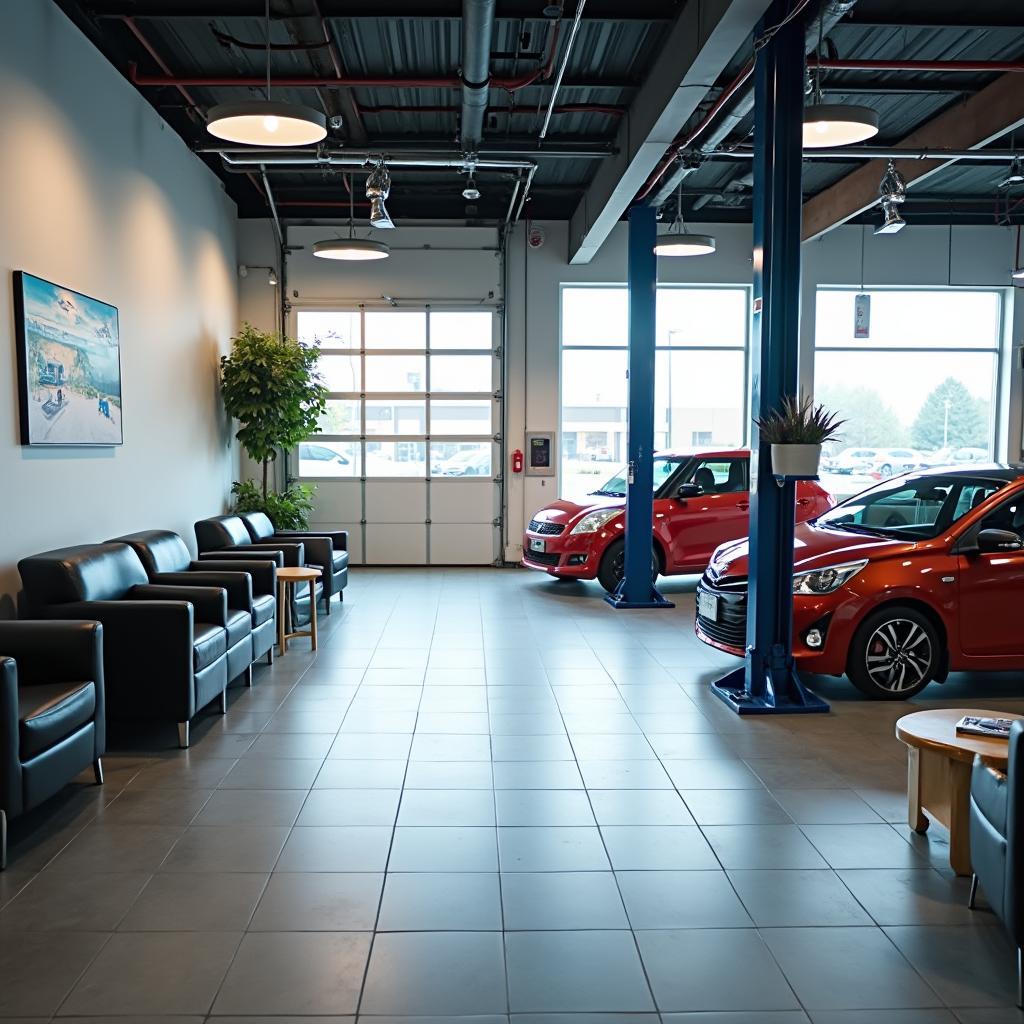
[230,479,316,531]
[754,394,845,445]
[220,322,328,497]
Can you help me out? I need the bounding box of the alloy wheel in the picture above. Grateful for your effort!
[865,618,933,693]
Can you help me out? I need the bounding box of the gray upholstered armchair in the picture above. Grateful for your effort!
[968,720,1023,1007]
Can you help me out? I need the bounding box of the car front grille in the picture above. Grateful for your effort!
[525,549,561,567]
[696,575,748,648]
[529,520,565,536]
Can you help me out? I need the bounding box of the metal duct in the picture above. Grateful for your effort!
[460,0,497,151]
[649,0,858,207]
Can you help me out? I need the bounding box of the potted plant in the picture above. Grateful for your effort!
[754,394,845,479]
[220,323,328,529]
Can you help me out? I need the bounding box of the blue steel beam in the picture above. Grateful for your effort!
[710,0,828,713]
[606,205,673,610]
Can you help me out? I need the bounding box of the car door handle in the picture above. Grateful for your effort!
[737,502,750,511]
[796,498,811,507]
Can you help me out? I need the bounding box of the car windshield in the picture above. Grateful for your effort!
[817,474,1007,540]
[591,457,681,498]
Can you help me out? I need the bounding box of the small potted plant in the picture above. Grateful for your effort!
[754,394,845,479]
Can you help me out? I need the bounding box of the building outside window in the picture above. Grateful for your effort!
[560,285,749,502]
[814,288,1003,499]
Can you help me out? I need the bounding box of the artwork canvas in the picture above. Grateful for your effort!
[13,272,123,446]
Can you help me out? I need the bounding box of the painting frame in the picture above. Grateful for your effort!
[13,271,123,447]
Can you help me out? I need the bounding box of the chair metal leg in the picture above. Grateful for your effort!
[266,647,274,665]
[1,809,6,872]
[245,665,254,687]
[177,721,190,748]
[220,689,228,714]
[1017,948,1022,1010]
[968,873,978,909]
[93,758,104,785]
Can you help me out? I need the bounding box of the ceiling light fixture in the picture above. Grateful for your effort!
[874,160,907,235]
[654,180,716,257]
[312,172,390,261]
[206,0,326,146]
[366,159,395,230]
[462,176,481,201]
[1000,156,1024,188]
[1013,226,1024,281]
[803,24,878,148]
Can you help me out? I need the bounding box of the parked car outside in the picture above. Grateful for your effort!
[696,465,1024,699]
[919,447,990,468]
[432,448,491,476]
[866,448,925,478]
[523,449,833,593]
[828,447,884,475]
[298,442,350,473]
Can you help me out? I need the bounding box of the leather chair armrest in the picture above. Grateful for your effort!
[285,535,331,570]
[131,584,229,627]
[971,756,1009,835]
[154,571,253,612]
[198,549,284,569]
[243,541,304,567]
[276,530,348,552]
[189,560,275,597]
[1,656,22,812]
[0,620,103,685]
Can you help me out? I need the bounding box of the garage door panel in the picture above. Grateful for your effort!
[365,482,427,523]
[307,521,363,563]
[309,482,362,524]
[430,524,494,565]
[430,480,497,523]
[367,524,427,564]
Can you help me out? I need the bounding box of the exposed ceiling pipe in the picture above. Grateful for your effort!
[201,144,603,160]
[808,58,1024,73]
[707,146,1024,160]
[539,0,587,140]
[459,0,497,151]
[218,151,536,170]
[357,103,625,116]
[644,0,857,207]
[261,168,284,248]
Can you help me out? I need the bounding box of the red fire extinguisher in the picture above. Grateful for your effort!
[511,449,524,474]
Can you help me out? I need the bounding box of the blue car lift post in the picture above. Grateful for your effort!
[606,204,674,610]
[710,0,828,714]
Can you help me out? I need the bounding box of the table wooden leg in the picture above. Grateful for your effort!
[908,747,929,833]
[948,758,973,877]
[309,579,318,651]
[277,579,287,654]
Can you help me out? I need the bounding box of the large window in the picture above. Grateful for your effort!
[296,309,496,480]
[560,285,749,501]
[814,289,1003,499]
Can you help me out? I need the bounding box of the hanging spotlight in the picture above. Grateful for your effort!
[207,0,326,146]
[654,180,716,257]
[312,172,390,261]
[874,160,907,236]
[267,268,278,286]
[1000,156,1024,188]
[462,176,482,201]
[803,29,877,148]
[366,160,395,230]
[1013,227,1024,281]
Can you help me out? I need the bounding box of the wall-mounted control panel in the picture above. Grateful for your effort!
[524,432,555,476]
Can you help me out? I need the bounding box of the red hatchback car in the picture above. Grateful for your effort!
[523,449,833,593]
[696,465,1024,699]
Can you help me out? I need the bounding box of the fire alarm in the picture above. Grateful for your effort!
[528,224,546,249]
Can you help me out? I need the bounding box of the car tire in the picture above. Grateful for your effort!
[879,463,893,477]
[597,538,659,594]
[847,606,939,700]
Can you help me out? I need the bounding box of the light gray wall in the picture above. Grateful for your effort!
[239,214,1022,564]
[0,2,239,611]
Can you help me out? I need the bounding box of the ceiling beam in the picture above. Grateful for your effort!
[566,0,772,265]
[801,72,1024,241]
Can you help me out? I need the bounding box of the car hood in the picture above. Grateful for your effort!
[709,521,917,580]
[530,496,623,527]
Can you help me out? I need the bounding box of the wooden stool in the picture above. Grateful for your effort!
[276,566,322,654]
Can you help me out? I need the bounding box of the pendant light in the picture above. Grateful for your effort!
[207,0,326,146]
[654,181,716,257]
[803,25,877,149]
[312,173,390,261]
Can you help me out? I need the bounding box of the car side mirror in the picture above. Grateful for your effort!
[977,528,1023,553]
[677,483,704,500]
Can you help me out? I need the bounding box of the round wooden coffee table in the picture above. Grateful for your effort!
[276,566,322,654]
[895,708,1021,876]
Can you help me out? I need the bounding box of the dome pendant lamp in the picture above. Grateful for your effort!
[207,0,326,147]
[312,173,390,262]
[654,181,716,257]
[802,28,877,148]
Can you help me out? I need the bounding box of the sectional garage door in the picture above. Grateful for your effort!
[293,307,501,565]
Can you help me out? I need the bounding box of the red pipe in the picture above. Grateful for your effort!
[809,58,1024,73]
[122,17,200,112]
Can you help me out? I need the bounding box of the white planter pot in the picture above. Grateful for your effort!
[771,443,821,478]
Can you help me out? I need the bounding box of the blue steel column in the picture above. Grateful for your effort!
[710,0,828,712]
[606,204,673,609]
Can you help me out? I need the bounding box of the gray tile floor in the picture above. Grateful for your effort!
[3,567,1024,1023]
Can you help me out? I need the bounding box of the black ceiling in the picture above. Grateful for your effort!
[54,0,1024,228]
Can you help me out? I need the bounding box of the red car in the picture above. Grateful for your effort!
[523,449,833,593]
[696,465,1024,699]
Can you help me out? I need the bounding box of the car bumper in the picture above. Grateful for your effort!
[521,531,600,578]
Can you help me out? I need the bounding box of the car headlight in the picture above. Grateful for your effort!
[571,509,621,535]
[793,559,867,595]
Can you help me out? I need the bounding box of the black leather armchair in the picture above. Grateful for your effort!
[1,620,105,870]
[969,720,1023,1007]
[195,515,321,626]
[111,530,274,673]
[238,511,348,613]
[18,543,232,749]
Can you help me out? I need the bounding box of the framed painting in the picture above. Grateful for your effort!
[13,271,123,446]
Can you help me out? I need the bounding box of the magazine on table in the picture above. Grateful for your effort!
[956,715,1015,739]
